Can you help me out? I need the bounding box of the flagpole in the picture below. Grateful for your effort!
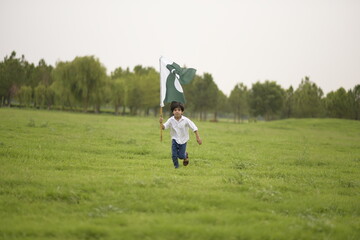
[159,57,163,142]
[160,107,163,142]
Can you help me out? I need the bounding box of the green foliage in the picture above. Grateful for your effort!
[29,59,53,88]
[0,51,28,105]
[352,84,360,120]
[249,80,285,120]
[282,86,295,118]
[109,66,159,116]
[186,73,218,121]
[133,66,160,115]
[34,84,46,107]
[229,83,249,122]
[1,51,359,121]
[1,108,360,239]
[72,56,108,112]
[110,78,126,115]
[16,86,33,107]
[293,77,324,118]
[51,56,108,112]
[51,61,77,109]
[333,84,360,120]
[215,90,229,121]
[325,88,354,119]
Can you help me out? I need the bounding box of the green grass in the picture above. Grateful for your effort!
[1,108,360,240]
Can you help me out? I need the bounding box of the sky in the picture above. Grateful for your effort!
[1,0,359,96]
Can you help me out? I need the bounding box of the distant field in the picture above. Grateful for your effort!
[1,108,360,240]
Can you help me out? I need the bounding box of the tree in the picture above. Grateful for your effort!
[229,83,249,122]
[189,73,218,121]
[111,67,132,115]
[352,84,360,120]
[249,81,285,120]
[31,60,54,109]
[72,56,107,112]
[214,90,229,122]
[34,84,47,108]
[0,61,4,106]
[110,78,125,115]
[28,59,52,88]
[293,77,324,118]
[282,86,295,118]
[329,84,360,120]
[127,74,142,115]
[16,86,32,107]
[111,67,126,80]
[52,56,107,112]
[91,76,108,114]
[325,88,353,119]
[134,66,160,116]
[0,51,27,106]
[51,61,78,110]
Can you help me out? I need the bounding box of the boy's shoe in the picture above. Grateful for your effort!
[183,152,189,166]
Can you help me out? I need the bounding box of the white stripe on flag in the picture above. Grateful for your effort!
[159,56,173,107]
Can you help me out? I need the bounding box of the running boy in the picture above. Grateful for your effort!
[159,101,202,168]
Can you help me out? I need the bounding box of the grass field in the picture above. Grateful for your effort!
[1,108,360,240]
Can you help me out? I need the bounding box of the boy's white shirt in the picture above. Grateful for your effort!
[163,116,198,144]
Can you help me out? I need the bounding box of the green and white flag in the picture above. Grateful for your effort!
[159,56,196,107]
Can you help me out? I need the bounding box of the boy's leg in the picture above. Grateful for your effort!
[171,139,179,168]
[178,143,188,166]
[178,142,187,159]
[183,152,189,166]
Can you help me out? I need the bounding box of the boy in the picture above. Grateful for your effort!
[159,101,202,168]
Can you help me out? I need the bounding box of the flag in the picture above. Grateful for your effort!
[159,56,196,107]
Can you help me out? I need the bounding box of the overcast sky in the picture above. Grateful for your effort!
[1,0,359,96]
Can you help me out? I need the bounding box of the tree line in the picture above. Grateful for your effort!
[1,51,359,121]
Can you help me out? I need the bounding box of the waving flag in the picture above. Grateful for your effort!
[159,56,196,107]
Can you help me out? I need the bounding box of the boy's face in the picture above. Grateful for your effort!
[173,107,183,118]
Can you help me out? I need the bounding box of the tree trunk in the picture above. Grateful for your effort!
[95,104,100,114]
[115,105,119,115]
[83,98,88,113]
[6,92,11,107]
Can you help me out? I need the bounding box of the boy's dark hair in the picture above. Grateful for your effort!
[170,101,184,112]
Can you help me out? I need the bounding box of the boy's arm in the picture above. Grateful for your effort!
[194,130,202,145]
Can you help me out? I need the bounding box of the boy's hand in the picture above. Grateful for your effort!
[159,117,163,123]
[194,131,202,145]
